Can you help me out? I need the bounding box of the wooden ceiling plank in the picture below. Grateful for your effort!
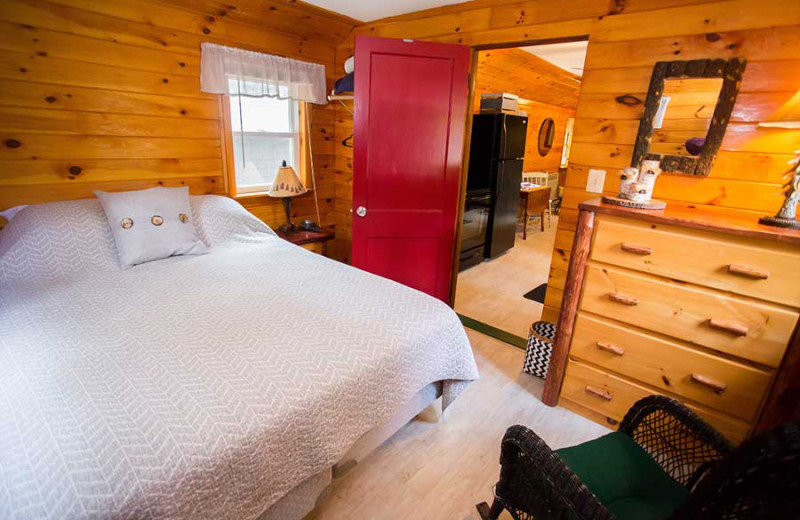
[476,47,582,110]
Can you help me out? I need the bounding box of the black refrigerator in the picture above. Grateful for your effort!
[464,113,528,261]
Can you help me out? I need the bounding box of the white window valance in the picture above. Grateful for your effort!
[200,43,327,105]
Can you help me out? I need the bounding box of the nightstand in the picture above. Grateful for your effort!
[277,230,334,255]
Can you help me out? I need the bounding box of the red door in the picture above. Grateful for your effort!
[352,35,470,303]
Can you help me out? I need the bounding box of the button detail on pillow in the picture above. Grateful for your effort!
[95,187,208,269]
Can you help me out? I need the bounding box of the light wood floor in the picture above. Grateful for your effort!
[311,328,608,520]
[454,215,559,338]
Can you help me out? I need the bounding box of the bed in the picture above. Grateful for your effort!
[0,195,479,519]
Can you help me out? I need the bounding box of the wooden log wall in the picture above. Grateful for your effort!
[514,99,574,172]
[334,0,800,318]
[330,83,355,262]
[0,0,359,236]
[474,48,580,173]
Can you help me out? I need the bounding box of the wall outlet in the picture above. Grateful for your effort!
[586,169,606,194]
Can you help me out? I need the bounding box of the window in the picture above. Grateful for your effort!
[560,118,575,168]
[225,82,305,195]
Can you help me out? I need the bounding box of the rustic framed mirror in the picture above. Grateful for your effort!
[538,118,555,156]
[631,58,747,177]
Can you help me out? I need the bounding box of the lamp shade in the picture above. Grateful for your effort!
[759,89,800,129]
[268,162,307,198]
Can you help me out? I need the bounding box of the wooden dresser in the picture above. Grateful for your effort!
[543,199,800,443]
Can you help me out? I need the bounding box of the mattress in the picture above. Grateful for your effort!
[258,383,442,520]
[0,196,479,519]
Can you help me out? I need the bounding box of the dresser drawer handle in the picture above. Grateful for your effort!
[728,264,770,280]
[585,386,613,401]
[596,342,625,356]
[708,318,749,337]
[609,292,639,306]
[690,373,727,393]
[621,243,653,255]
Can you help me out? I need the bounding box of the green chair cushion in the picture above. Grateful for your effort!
[555,432,689,520]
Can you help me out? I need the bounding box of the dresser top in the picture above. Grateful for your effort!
[579,198,800,246]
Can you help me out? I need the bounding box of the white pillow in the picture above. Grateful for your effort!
[0,205,27,222]
[95,187,208,269]
[0,199,119,284]
[190,195,275,246]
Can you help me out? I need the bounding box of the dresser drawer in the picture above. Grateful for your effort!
[561,360,751,443]
[591,216,800,307]
[580,265,798,367]
[571,313,772,422]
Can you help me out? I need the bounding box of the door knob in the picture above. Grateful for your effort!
[356,206,367,217]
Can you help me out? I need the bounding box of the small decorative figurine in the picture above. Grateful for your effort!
[639,159,662,198]
[760,151,800,229]
[628,182,650,202]
[618,167,639,200]
[602,161,666,210]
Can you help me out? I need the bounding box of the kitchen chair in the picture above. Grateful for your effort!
[476,395,800,520]
[521,187,551,239]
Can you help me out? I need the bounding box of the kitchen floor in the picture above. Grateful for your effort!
[454,214,559,339]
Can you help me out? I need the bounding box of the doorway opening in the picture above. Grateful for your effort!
[453,38,588,346]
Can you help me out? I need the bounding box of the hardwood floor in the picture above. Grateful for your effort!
[455,215,559,339]
[311,328,609,520]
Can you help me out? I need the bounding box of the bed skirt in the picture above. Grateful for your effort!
[257,382,443,520]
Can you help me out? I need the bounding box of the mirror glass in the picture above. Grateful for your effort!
[538,118,555,156]
[649,77,723,158]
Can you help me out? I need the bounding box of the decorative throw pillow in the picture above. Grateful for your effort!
[95,187,208,269]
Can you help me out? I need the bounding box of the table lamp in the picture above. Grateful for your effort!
[268,161,307,234]
[758,89,800,229]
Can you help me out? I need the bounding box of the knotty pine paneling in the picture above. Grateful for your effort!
[334,0,800,318]
[329,96,355,263]
[514,101,574,173]
[475,48,581,110]
[0,0,359,240]
[155,0,356,47]
[474,48,579,173]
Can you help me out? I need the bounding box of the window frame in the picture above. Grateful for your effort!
[220,95,310,198]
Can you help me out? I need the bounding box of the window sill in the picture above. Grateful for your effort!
[234,190,271,200]
[233,188,314,201]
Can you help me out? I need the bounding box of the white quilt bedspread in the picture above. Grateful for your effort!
[0,197,478,519]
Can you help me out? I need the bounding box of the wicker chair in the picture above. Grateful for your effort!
[476,396,800,520]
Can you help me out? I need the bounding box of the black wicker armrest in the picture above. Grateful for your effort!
[618,395,734,489]
[490,425,615,520]
[673,422,800,519]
